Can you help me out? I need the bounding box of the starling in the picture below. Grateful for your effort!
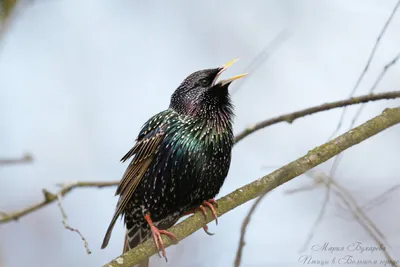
[101,59,247,260]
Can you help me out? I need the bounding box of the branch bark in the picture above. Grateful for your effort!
[234,91,400,143]
[0,153,33,165]
[0,181,118,223]
[104,107,400,267]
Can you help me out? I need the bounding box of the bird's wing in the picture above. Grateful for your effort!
[101,119,167,249]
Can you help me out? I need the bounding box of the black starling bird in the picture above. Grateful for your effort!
[101,59,246,260]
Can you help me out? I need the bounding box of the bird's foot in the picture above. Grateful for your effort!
[144,213,177,261]
[183,207,214,235]
[202,199,218,225]
[183,198,219,236]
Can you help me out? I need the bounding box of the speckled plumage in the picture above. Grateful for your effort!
[102,64,243,254]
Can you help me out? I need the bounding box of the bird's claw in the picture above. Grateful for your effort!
[183,199,219,235]
[202,199,218,225]
[145,214,178,262]
[202,224,215,236]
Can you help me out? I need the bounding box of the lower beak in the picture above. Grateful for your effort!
[218,73,248,86]
[212,58,248,86]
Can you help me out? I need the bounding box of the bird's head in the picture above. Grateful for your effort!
[170,59,247,118]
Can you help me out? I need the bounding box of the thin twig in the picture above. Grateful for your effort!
[234,91,400,144]
[335,184,400,220]
[286,171,397,266]
[231,29,289,95]
[284,171,333,252]
[234,196,265,267]
[332,183,396,265]
[362,184,400,212]
[328,0,400,140]
[0,154,33,165]
[56,194,91,254]
[333,181,387,243]
[301,182,331,252]
[0,181,118,224]
[351,52,400,127]
[284,184,320,195]
[330,53,400,176]
[333,190,398,266]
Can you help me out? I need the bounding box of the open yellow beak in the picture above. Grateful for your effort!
[212,58,248,86]
[218,73,248,86]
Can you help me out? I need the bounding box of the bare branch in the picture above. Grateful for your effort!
[285,171,398,267]
[56,193,91,254]
[231,29,289,95]
[300,181,331,252]
[104,108,400,267]
[361,184,400,212]
[234,91,400,144]
[284,171,333,251]
[332,180,387,244]
[234,195,264,267]
[0,180,118,224]
[328,0,400,140]
[332,183,397,266]
[351,52,400,127]
[330,53,400,176]
[0,153,33,165]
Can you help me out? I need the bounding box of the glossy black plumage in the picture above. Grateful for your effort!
[102,61,245,254]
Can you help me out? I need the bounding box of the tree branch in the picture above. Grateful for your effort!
[231,29,289,95]
[56,193,91,254]
[0,181,118,224]
[234,91,400,144]
[328,0,400,140]
[0,153,33,165]
[330,53,400,177]
[104,107,400,267]
[284,171,397,266]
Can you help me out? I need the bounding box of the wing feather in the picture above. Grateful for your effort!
[101,123,166,249]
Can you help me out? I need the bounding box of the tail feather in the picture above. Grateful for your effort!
[125,225,151,267]
[101,214,119,249]
[124,232,150,267]
[126,220,152,249]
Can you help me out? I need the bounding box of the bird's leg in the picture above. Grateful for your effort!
[144,213,177,261]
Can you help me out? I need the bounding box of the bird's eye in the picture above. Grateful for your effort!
[199,78,210,87]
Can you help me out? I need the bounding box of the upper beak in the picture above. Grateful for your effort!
[212,58,248,86]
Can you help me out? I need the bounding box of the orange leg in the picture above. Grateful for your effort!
[144,213,178,261]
